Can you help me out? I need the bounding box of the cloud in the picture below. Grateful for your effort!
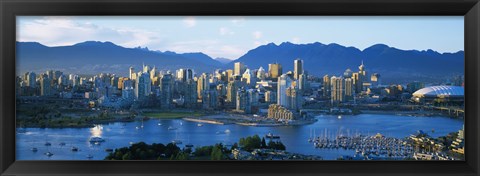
[231,17,246,26]
[219,27,235,35]
[183,17,196,28]
[292,37,301,44]
[253,40,269,47]
[166,40,246,59]
[17,17,161,48]
[252,31,262,39]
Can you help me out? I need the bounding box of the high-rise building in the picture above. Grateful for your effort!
[197,73,209,100]
[159,74,173,109]
[26,72,36,88]
[331,76,345,104]
[344,69,353,78]
[286,86,301,111]
[371,73,381,87]
[294,59,303,80]
[134,72,152,100]
[268,63,282,80]
[129,66,135,80]
[234,62,246,76]
[344,78,354,101]
[226,81,239,104]
[40,74,51,96]
[323,75,330,98]
[242,69,256,87]
[354,61,368,93]
[183,79,198,108]
[277,74,293,107]
[256,67,266,80]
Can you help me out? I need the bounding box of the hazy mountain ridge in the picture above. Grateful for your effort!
[230,42,464,83]
[17,41,463,83]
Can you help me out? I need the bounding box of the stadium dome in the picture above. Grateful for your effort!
[412,86,464,98]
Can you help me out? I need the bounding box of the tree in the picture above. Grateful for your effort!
[211,146,224,160]
[261,138,267,148]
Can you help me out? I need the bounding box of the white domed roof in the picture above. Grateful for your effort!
[412,86,464,97]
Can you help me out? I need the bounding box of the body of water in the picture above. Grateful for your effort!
[16,114,464,160]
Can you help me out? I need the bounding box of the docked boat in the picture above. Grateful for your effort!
[171,139,183,144]
[89,137,105,143]
[59,142,66,146]
[185,144,194,148]
[168,126,178,130]
[197,123,203,127]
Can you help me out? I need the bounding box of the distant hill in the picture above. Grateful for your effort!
[16,41,225,76]
[229,42,464,83]
[214,57,234,64]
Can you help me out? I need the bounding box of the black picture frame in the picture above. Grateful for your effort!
[1,0,479,175]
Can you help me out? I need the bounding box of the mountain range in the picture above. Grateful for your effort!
[16,41,464,83]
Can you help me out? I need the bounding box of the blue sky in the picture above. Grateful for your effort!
[17,16,463,60]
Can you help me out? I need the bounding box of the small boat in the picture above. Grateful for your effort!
[86,154,94,159]
[59,142,66,146]
[171,139,183,144]
[44,142,51,146]
[31,147,38,152]
[105,148,114,152]
[224,129,231,134]
[265,133,280,139]
[44,152,54,157]
[197,123,203,127]
[158,123,162,126]
[180,122,183,126]
[71,147,79,152]
[338,115,342,119]
[89,137,105,143]
[168,126,178,130]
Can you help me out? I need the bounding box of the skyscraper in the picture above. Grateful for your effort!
[294,58,303,80]
[277,74,293,107]
[331,76,345,104]
[134,72,152,100]
[26,72,36,88]
[129,66,136,80]
[40,74,51,96]
[268,63,282,80]
[256,67,266,80]
[234,62,246,76]
[345,78,354,100]
[197,73,209,100]
[323,75,330,98]
[159,74,173,109]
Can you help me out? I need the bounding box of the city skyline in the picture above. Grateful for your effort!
[17,16,464,59]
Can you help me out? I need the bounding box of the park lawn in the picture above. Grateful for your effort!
[142,112,205,119]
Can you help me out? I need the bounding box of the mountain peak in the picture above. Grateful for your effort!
[73,41,118,47]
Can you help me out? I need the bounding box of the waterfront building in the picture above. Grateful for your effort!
[294,58,303,80]
[411,86,464,106]
[234,62,246,76]
[277,74,293,108]
[202,84,218,110]
[330,76,345,104]
[183,79,198,108]
[298,73,306,91]
[122,86,134,99]
[268,63,282,80]
[134,72,152,100]
[267,104,294,121]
